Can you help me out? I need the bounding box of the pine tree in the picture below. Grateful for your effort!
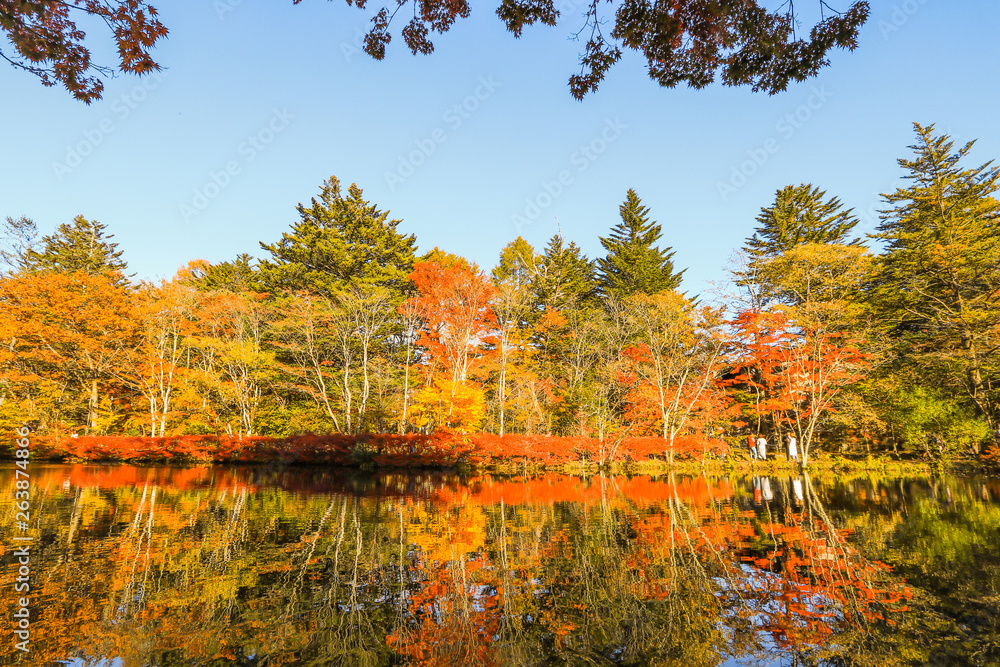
[733,184,861,308]
[742,184,860,265]
[871,123,1000,425]
[259,176,417,299]
[532,234,595,312]
[25,215,129,280]
[596,189,684,299]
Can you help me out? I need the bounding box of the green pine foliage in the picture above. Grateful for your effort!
[197,253,260,293]
[532,234,595,312]
[596,189,684,299]
[25,215,129,281]
[258,176,417,299]
[742,183,860,265]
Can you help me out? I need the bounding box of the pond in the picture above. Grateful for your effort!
[1,464,998,666]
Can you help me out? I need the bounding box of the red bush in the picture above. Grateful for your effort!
[19,431,729,467]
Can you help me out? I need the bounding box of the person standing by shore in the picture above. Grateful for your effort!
[787,434,798,462]
[748,434,758,461]
[757,436,767,461]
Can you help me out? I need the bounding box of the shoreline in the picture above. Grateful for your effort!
[0,433,988,477]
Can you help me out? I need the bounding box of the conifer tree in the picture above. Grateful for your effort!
[596,189,684,299]
[259,176,417,300]
[25,215,129,281]
[532,234,595,311]
[871,123,1000,425]
[742,184,860,266]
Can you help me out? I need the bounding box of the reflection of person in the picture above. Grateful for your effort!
[756,436,767,461]
[787,435,798,462]
[761,476,773,501]
[792,477,804,504]
[748,434,758,461]
[753,476,762,504]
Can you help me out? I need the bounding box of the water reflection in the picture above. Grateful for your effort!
[1,465,999,666]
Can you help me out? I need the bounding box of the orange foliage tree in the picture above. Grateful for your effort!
[728,309,871,463]
[181,289,274,436]
[0,270,139,433]
[775,327,871,464]
[725,309,796,438]
[404,256,496,432]
[130,278,199,436]
[621,292,729,463]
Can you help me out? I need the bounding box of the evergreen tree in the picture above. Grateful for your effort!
[734,184,861,307]
[25,215,129,280]
[259,176,417,299]
[596,189,684,299]
[742,184,860,265]
[532,234,595,312]
[871,124,1000,425]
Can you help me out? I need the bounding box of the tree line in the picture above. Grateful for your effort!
[2,123,998,463]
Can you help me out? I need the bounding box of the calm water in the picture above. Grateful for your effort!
[1,465,999,666]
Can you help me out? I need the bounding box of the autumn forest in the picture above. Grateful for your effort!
[3,123,999,468]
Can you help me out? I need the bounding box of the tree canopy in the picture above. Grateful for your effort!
[331,0,870,99]
[743,184,861,264]
[258,176,417,299]
[0,1,167,103]
[735,183,861,307]
[533,234,595,311]
[4,1,867,101]
[24,215,129,281]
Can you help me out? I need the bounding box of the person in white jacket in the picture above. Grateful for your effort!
[787,434,799,462]
[756,436,767,461]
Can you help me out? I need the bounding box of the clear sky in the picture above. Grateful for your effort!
[2,1,998,297]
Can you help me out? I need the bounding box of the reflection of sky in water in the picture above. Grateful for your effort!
[717,564,844,666]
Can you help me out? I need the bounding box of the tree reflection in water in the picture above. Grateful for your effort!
[0,464,998,666]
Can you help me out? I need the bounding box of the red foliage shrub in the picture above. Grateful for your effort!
[20,431,730,468]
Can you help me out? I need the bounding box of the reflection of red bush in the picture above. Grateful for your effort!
[22,432,729,467]
[433,474,732,507]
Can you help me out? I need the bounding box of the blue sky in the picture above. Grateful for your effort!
[2,1,997,296]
